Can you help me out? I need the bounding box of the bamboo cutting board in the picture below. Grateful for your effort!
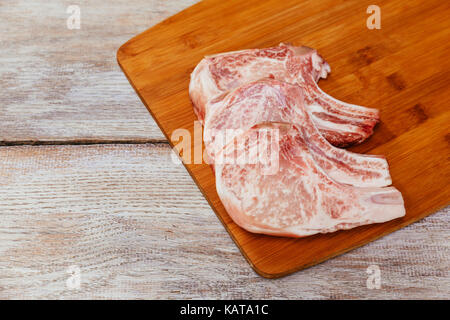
[117,0,450,278]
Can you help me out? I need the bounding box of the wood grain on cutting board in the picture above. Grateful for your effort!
[117,0,450,278]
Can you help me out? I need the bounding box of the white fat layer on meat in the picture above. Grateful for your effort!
[191,60,222,101]
[311,52,331,80]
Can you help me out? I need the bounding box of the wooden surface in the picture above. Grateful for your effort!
[117,0,450,278]
[0,0,448,298]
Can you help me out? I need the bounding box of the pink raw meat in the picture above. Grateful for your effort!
[204,79,391,188]
[190,43,379,147]
[215,123,405,237]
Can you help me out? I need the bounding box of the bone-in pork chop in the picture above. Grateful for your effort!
[215,123,405,237]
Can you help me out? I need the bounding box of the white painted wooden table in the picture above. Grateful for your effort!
[0,0,448,299]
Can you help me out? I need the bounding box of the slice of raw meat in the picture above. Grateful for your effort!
[215,123,405,237]
[204,78,391,188]
[190,43,379,147]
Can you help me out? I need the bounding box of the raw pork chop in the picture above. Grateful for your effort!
[215,123,405,237]
[204,79,391,188]
[190,43,379,147]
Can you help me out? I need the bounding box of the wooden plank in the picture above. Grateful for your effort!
[0,144,448,299]
[117,0,450,277]
[0,0,198,143]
